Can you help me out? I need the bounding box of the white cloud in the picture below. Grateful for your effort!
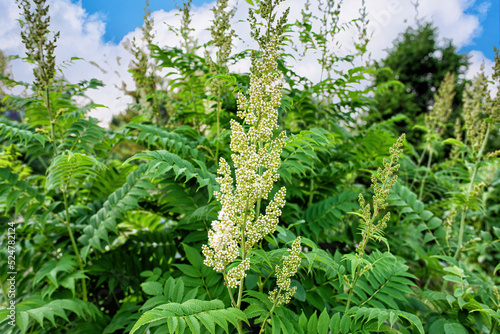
[0,0,496,126]
[0,1,21,50]
[467,50,494,78]
[417,0,480,47]
[0,0,134,125]
[466,50,497,96]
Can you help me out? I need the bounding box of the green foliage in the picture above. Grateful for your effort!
[301,191,358,241]
[0,119,47,146]
[127,150,214,193]
[45,152,106,191]
[78,165,155,258]
[126,123,203,159]
[0,296,100,332]
[58,117,106,154]
[388,182,445,247]
[0,168,44,219]
[368,23,469,143]
[341,251,417,309]
[33,254,86,298]
[1,1,499,334]
[131,299,248,334]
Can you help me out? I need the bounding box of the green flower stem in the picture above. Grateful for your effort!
[36,32,58,157]
[308,169,315,206]
[214,74,224,164]
[257,267,277,294]
[215,100,222,163]
[223,272,238,308]
[237,222,247,309]
[237,200,250,307]
[345,220,382,313]
[63,192,87,301]
[235,199,251,334]
[254,142,263,221]
[410,145,428,190]
[259,287,281,333]
[44,88,58,157]
[454,123,490,259]
[201,274,213,300]
[491,319,498,334]
[345,262,361,313]
[189,85,199,130]
[418,148,433,200]
[346,137,404,313]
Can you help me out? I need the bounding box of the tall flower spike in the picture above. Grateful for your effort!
[269,236,302,305]
[425,72,456,137]
[203,35,292,289]
[206,0,235,75]
[356,134,405,255]
[463,70,489,152]
[17,0,59,91]
[491,47,500,123]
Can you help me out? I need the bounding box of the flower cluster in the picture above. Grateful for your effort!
[17,0,59,91]
[205,0,234,76]
[449,118,463,164]
[356,134,405,254]
[425,72,456,137]
[203,36,291,288]
[364,134,405,215]
[493,47,500,123]
[226,259,250,288]
[460,50,500,158]
[463,71,490,152]
[249,0,290,49]
[269,236,302,305]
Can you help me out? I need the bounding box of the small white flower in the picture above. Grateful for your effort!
[203,36,290,288]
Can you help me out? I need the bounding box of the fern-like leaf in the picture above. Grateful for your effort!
[78,165,155,258]
[131,299,248,334]
[388,182,444,245]
[58,117,106,154]
[33,254,87,298]
[279,128,332,183]
[84,162,136,202]
[340,251,417,310]
[45,152,106,191]
[60,103,107,121]
[126,150,215,194]
[127,123,203,159]
[0,168,44,219]
[294,305,424,334]
[9,296,100,332]
[302,191,358,240]
[141,276,199,311]
[0,119,47,146]
[348,306,424,334]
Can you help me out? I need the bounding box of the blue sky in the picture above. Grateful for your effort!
[460,0,499,59]
[1,0,497,124]
[81,0,211,43]
[80,0,499,58]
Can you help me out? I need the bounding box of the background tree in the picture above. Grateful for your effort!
[1,1,499,333]
[0,51,18,120]
[367,23,469,143]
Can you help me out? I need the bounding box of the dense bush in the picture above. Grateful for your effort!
[1,0,499,333]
